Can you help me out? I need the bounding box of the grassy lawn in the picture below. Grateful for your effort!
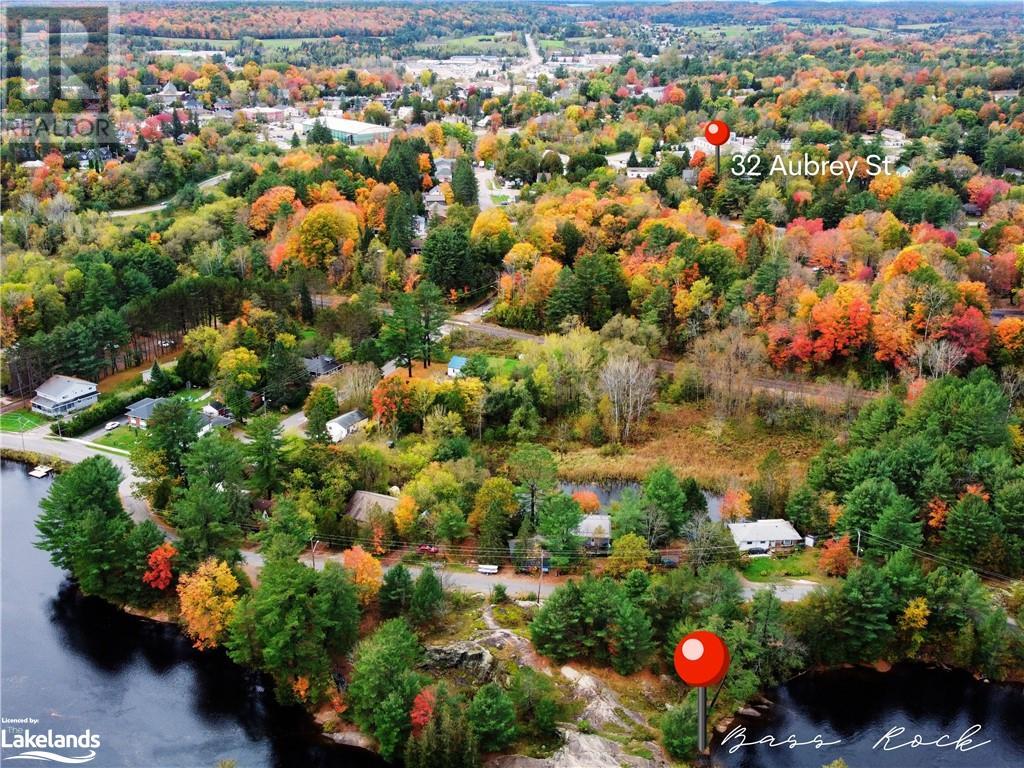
[742,548,820,583]
[487,356,519,376]
[95,425,142,452]
[0,410,47,433]
[538,38,565,50]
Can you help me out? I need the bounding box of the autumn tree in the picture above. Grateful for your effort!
[176,558,241,650]
[142,542,177,591]
[342,545,383,606]
[818,535,855,577]
[606,533,653,577]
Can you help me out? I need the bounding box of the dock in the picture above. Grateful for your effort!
[28,465,53,478]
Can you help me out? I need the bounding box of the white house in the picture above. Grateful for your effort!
[31,375,98,417]
[326,409,368,442]
[447,356,468,378]
[727,519,802,554]
[577,514,612,553]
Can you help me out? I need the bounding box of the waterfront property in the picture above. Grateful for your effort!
[577,514,612,553]
[728,518,802,554]
[30,375,99,417]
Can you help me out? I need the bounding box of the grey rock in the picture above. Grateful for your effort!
[422,640,497,683]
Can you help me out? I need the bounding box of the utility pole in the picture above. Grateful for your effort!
[856,529,862,561]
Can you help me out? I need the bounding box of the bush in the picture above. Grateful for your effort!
[661,699,698,759]
[491,583,508,604]
[53,392,135,437]
[667,362,705,403]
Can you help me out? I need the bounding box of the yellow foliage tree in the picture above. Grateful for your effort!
[470,207,511,241]
[394,495,419,539]
[606,533,653,577]
[176,559,241,650]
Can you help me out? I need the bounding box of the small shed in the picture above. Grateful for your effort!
[447,356,468,378]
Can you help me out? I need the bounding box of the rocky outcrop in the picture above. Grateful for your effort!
[560,666,646,732]
[422,640,497,683]
[487,729,669,768]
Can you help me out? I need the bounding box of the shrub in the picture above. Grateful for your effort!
[491,583,508,604]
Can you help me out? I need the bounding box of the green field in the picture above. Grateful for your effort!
[742,548,820,583]
[691,25,766,39]
[0,410,46,433]
[437,34,525,55]
[538,38,565,50]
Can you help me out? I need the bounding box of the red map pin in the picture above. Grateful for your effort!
[704,120,731,147]
[674,631,730,687]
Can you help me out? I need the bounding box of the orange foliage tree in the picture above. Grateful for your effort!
[818,535,855,577]
[142,542,177,590]
[341,545,383,605]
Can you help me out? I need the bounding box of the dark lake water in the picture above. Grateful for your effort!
[712,664,1024,768]
[0,461,387,768]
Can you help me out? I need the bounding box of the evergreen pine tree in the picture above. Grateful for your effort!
[410,566,443,624]
[380,564,414,617]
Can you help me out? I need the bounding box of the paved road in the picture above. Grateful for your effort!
[0,427,152,527]
[107,172,232,218]
[475,166,496,211]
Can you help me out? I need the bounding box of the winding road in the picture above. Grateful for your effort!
[107,171,232,218]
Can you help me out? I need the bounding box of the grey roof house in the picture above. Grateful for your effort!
[303,355,341,378]
[346,490,399,524]
[31,375,99,417]
[326,409,368,442]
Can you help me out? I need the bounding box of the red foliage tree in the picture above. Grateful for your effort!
[942,306,990,365]
[410,687,436,737]
[142,542,177,591]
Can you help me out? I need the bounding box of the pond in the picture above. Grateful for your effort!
[711,663,1024,768]
[558,480,724,520]
[0,461,387,768]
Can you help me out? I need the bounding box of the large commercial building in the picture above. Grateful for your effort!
[302,116,393,146]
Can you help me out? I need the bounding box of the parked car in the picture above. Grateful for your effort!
[477,564,499,575]
[417,544,439,555]
[104,421,120,431]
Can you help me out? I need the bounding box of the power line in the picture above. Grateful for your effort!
[855,528,1017,584]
